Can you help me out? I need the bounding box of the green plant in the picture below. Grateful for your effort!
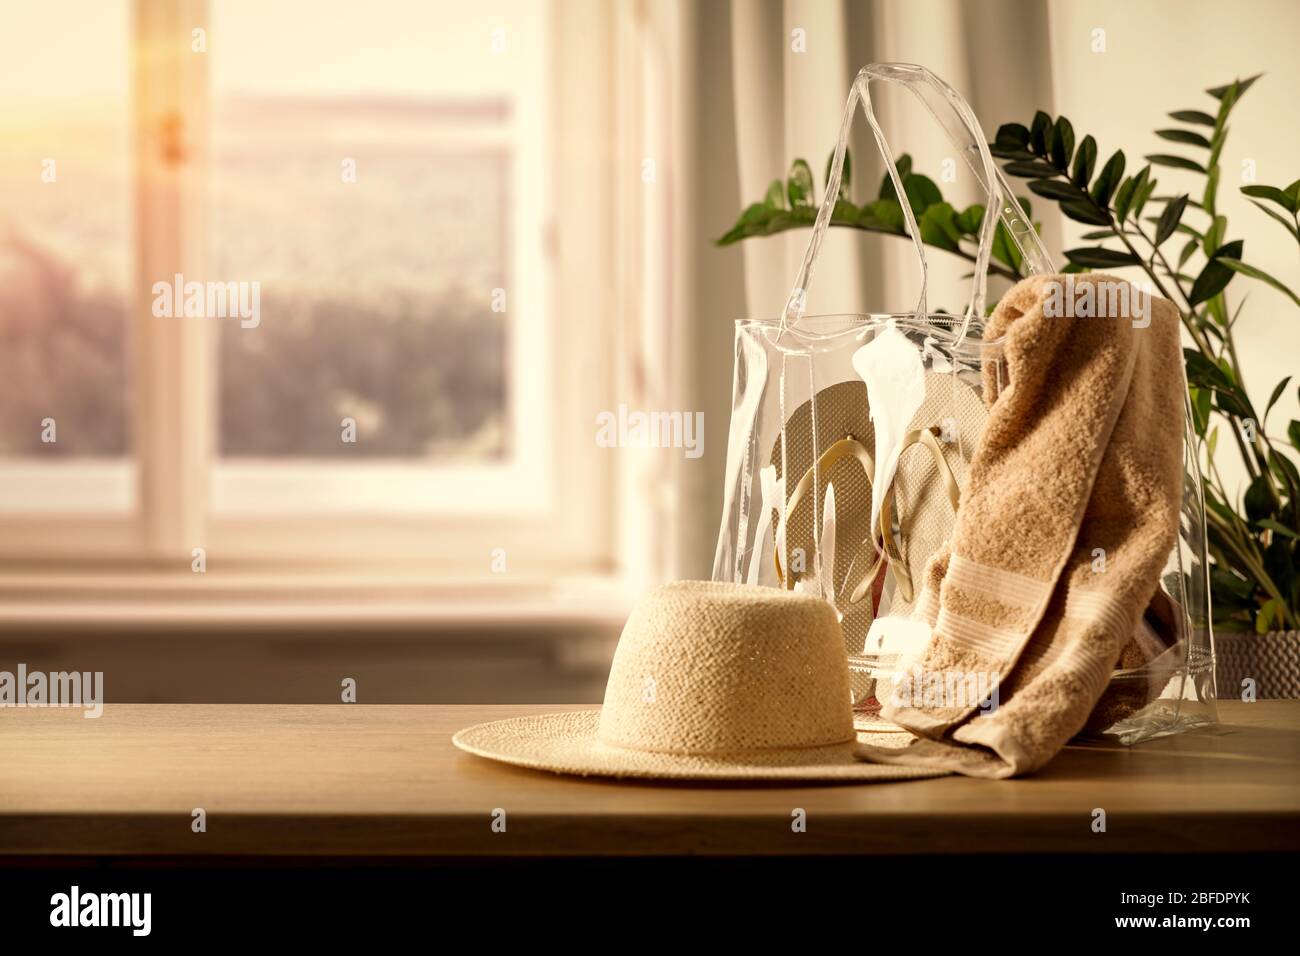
[717,75,1300,634]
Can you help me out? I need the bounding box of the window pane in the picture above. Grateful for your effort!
[0,1,131,459]
[210,0,529,461]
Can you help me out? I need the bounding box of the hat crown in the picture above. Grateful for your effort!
[596,581,853,755]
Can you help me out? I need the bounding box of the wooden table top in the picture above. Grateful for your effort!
[1,701,1297,857]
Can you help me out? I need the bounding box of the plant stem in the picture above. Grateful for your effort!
[1132,222,1197,311]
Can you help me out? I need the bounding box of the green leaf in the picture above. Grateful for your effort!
[1207,73,1262,100]
[1257,598,1281,634]
[787,159,815,207]
[1247,199,1300,242]
[919,202,963,251]
[1219,258,1300,308]
[1244,474,1273,523]
[1207,425,1219,460]
[764,179,785,209]
[1169,109,1217,126]
[1145,154,1207,174]
[1289,419,1300,454]
[1049,116,1075,171]
[990,144,1039,161]
[1028,179,1090,203]
[1090,150,1126,207]
[1117,165,1151,223]
[1029,111,1052,155]
[1210,565,1255,602]
[1060,201,1112,226]
[1064,247,1142,268]
[1003,160,1060,179]
[1178,237,1198,269]
[1259,519,1300,542]
[1190,385,1212,435]
[762,212,794,235]
[1270,448,1300,494]
[873,161,935,215]
[1132,175,1159,221]
[1185,348,1234,391]
[858,199,906,232]
[824,149,851,200]
[994,123,1031,149]
[1210,374,1253,419]
[991,221,1024,274]
[1113,176,1138,224]
[1154,194,1189,247]
[716,202,777,245]
[902,174,943,216]
[1241,184,1299,214]
[1156,129,1212,148]
[955,204,986,235]
[1071,134,1097,188]
[738,202,774,226]
[1265,376,1293,423]
[1190,356,1253,418]
[878,154,914,200]
[831,198,860,224]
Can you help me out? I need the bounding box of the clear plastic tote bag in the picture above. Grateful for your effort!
[712,64,1216,744]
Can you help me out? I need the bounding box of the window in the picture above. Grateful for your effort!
[0,0,615,577]
[208,1,552,521]
[0,0,133,514]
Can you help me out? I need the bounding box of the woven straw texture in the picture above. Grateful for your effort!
[1215,631,1300,699]
[453,581,948,781]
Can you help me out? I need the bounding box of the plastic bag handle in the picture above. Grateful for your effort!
[781,63,1054,339]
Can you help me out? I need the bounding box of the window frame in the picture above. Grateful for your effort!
[0,0,619,580]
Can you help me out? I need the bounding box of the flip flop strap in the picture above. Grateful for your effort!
[775,427,961,604]
[774,437,880,591]
[876,427,962,602]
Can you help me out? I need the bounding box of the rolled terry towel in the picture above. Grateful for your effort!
[858,274,1185,778]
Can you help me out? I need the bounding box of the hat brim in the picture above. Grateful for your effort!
[453,710,949,782]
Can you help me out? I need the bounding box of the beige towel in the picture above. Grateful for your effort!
[858,274,1184,778]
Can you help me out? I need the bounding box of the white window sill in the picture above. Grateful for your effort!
[0,570,636,633]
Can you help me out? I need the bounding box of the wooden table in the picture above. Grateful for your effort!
[1,701,1297,857]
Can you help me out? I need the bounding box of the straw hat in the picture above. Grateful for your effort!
[453,581,948,781]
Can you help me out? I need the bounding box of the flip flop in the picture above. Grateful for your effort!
[771,372,987,728]
[769,379,880,710]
